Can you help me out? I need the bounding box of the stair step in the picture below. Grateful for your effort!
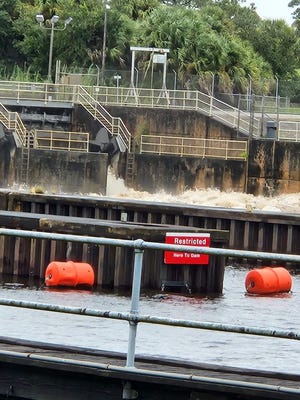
[79,95,131,152]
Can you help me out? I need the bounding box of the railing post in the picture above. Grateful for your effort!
[44,83,48,104]
[17,82,20,104]
[209,93,213,116]
[74,85,79,104]
[7,110,11,129]
[126,240,144,368]
[237,94,241,136]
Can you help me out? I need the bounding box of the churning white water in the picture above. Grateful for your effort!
[4,167,300,214]
[106,168,300,214]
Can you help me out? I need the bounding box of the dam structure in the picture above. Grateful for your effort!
[0,80,299,196]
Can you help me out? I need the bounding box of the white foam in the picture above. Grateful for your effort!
[106,169,300,214]
[4,169,300,214]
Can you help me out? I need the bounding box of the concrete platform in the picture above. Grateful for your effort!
[0,337,299,400]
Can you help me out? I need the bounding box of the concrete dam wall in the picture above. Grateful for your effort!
[0,136,108,195]
[109,106,299,196]
[0,104,299,196]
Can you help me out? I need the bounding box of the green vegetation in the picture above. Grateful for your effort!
[2,0,300,99]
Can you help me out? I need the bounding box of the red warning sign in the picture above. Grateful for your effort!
[164,232,210,265]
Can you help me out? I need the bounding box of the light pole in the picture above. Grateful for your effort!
[210,72,215,98]
[114,74,121,102]
[275,75,279,109]
[134,67,139,88]
[36,14,72,82]
[172,69,177,91]
[102,1,110,84]
[247,74,252,112]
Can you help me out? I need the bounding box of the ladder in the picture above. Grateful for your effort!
[125,152,135,187]
[20,131,35,185]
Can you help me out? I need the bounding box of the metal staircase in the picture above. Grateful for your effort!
[0,103,27,147]
[0,103,32,184]
[77,86,131,152]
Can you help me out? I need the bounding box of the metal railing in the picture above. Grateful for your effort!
[33,129,89,152]
[140,135,248,160]
[91,86,262,138]
[0,81,76,103]
[0,81,300,142]
[0,81,131,151]
[77,86,131,151]
[0,103,27,146]
[278,121,300,141]
[0,228,300,397]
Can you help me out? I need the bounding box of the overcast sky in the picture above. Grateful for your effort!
[243,0,294,25]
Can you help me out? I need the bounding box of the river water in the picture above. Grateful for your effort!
[0,266,299,374]
[1,174,300,375]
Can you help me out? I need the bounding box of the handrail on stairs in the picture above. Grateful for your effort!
[0,103,27,147]
[77,86,131,151]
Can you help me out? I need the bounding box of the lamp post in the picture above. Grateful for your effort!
[172,69,177,91]
[247,74,252,112]
[102,1,110,84]
[114,74,121,102]
[275,75,279,109]
[134,67,139,88]
[36,14,72,82]
[210,72,215,98]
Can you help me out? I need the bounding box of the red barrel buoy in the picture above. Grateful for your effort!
[45,261,95,287]
[245,267,292,295]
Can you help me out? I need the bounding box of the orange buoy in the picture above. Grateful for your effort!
[45,261,95,287]
[245,267,292,295]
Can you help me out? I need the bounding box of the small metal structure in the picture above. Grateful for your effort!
[127,46,170,104]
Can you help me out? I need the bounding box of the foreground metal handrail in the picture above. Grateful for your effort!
[0,228,299,263]
[0,298,299,341]
[0,227,300,371]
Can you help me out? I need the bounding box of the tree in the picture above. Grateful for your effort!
[253,19,300,77]
[159,0,212,6]
[0,0,22,70]
[112,0,159,20]
[224,1,261,43]
[288,0,300,24]
[1,0,298,97]
[137,4,273,92]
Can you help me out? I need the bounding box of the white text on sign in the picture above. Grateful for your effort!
[164,233,210,265]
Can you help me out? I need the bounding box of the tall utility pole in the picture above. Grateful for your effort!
[102,1,110,84]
